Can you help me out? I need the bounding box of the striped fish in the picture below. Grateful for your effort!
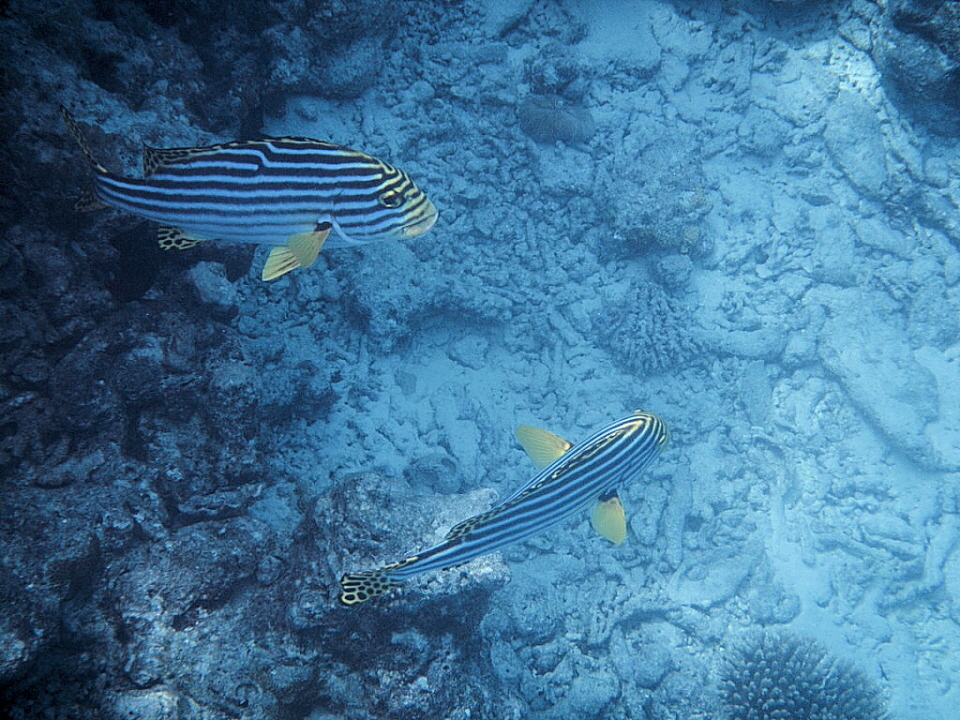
[61,107,438,281]
[339,410,668,605]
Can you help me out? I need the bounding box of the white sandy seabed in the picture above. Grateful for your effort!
[239,1,959,717]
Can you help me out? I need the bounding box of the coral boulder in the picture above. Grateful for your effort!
[719,631,887,720]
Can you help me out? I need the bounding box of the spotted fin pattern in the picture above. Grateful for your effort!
[340,559,414,606]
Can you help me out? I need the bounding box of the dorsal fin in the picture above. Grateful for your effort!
[142,144,232,175]
[514,425,573,468]
[143,145,191,176]
[142,138,274,175]
[444,508,500,541]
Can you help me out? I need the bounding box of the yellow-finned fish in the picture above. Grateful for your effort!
[61,107,438,281]
[339,410,668,605]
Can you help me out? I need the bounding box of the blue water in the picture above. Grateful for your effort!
[4,0,960,718]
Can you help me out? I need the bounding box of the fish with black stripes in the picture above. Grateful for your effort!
[339,410,669,605]
[60,107,438,281]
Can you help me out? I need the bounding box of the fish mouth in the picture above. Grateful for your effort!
[402,199,439,237]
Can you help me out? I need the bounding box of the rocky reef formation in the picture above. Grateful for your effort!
[874,0,960,133]
[1,466,509,718]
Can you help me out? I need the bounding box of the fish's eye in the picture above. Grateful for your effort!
[379,189,404,208]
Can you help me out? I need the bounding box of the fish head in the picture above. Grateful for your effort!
[375,167,438,238]
[630,410,670,448]
[399,194,438,237]
[333,158,438,244]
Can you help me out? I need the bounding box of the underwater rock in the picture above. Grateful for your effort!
[204,357,262,438]
[822,89,889,198]
[631,642,674,689]
[0,564,59,688]
[406,451,460,494]
[913,345,960,472]
[184,261,239,320]
[818,309,945,470]
[523,41,590,97]
[602,135,713,258]
[741,573,801,625]
[115,517,266,618]
[0,478,124,697]
[667,548,759,610]
[518,94,596,145]
[318,35,388,99]
[874,0,960,133]
[105,689,196,720]
[0,240,25,292]
[47,328,127,437]
[272,472,516,717]
[655,254,695,289]
[719,631,888,720]
[264,3,402,100]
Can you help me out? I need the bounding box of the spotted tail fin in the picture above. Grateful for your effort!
[60,106,109,176]
[339,567,404,606]
[60,106,111,211]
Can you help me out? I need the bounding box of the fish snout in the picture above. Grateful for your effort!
[403,198,438,237]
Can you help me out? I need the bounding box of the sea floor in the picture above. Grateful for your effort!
[4,0,960,718]
[249,1,960,717]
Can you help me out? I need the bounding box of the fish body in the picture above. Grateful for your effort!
[61,107,438,280]
[339,410,668,605]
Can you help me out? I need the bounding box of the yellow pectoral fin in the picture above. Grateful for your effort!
[288,227,329,268]
[262,247,299,281]
[514,425,573,468]
[590,492,626,545]
[261,227,330,281]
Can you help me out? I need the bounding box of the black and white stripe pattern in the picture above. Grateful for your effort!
[339,411,668,605]
[92,137,435,246]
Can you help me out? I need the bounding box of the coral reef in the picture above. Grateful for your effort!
[0,469,511,719]
[597,281,702,375]
[2,0,959,717]
[719,631,888,720]
[600,138,713,259]
[518,94,596,145]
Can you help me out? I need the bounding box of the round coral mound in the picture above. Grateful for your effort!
[518,93,595,144]
[719,631,888,720]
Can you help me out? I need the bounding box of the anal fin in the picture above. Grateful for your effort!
[157,225,207,251]
[74,189,107,212]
